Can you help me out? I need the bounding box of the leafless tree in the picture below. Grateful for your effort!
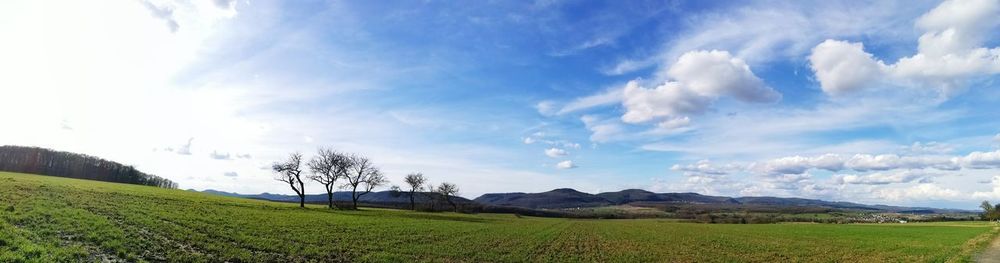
[273,152,306,208]
[436,182,459,212]
[308,148,349,209]
[342,154,388,209]
[403,172,426,210]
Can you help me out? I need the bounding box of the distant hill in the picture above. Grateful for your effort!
[0,145,177,188]
[204,187,970,215]
[596,189,739,205]
[475,188,970,214]
[474,188,613,209]
[197,189,475,206]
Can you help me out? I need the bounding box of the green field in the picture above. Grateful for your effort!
[0,171,996,262]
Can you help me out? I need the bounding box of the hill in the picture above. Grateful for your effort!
[475,188,969,214]
[197,189,475,207]
[0,171,994,262]
[474,188,612,209]
[0,145,176,188]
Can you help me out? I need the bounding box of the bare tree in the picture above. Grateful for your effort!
[436,182,459,212]
[308,148,349,209]
[273,152,306,208]
[403,172,426,210]
[342,154,388,209]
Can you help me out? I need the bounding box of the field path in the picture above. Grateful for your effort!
[978,232,1000,263]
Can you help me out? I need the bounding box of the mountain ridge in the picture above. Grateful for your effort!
[474,188,973,213]
[198,188,974,214]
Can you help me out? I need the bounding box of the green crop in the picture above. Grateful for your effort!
[0,172,995,262]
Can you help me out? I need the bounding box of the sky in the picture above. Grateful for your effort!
[1,0,1000,209]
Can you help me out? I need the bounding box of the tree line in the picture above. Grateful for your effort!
[273,148,460,211]
[0,145,177,189]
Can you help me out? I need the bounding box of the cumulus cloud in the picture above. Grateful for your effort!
[621,50,780,124]
[522,137,536,144]
[751,154,846,175]
[680,148,1000,177]
[544,148,568,158]
[875,183,962,201]
[957,150,1000,169]
[556,160,577,169]
[223,171,238,177]
[973,176,1000,199]
[809,40,887,95]
[810,0,1000,96]
[835,170,931,185]
[670,160,730,175]
[667,50,781,103]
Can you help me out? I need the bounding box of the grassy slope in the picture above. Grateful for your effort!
[0,171,996,262]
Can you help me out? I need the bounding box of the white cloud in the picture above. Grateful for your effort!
[751,154,844,175]
[875,183,961,201]
[606,1,931,76]
[809,40,887,95]
[212,0,236,10]
[223,171,238,177]
[140,0,179,32]
[956,150,1000,169]
[824,153,953,172]
[810,0,1000,96]
[556,160,577,169]
[667,50,781,103]
[556,87,623,115]
[621,50,780,124]
[544,147,568,158]
[581,115,626,143]
[973,176,1000,199]
[903,141,954,154]
[622,80,711,123]
[535,101,557,116]
[176,138,194,155]
[836,170,930,185]
[209,150,232,160]
[680,148,1000,177]
[670,160,730,175]
[522,137,536,144]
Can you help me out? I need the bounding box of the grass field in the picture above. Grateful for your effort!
[0,171,996,262]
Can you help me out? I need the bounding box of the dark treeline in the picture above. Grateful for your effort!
[0,145,177,189]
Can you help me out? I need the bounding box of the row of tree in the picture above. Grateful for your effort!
[0,145,177,188]
[272,148,460,211]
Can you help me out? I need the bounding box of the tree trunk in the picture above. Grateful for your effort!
[327,191,334,209]
[297,180,305,208]
[409,191,416,210]
[446,196,457,212]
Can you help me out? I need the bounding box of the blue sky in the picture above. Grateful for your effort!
[2,0,1000,209]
